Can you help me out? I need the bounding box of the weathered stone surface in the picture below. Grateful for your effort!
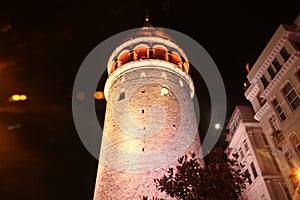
[94,64,202,200]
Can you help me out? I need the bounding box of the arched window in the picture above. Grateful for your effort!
[133,44,149,60]
[117,49,131,67]
[171,52,182,68]
[153,45,168,61]
[161,86,170,96]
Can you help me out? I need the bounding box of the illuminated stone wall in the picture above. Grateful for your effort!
[93,61,202,199]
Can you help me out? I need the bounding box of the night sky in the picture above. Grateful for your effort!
[0,1,299,200]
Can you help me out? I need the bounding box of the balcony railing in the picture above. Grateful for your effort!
[271,130,285,150]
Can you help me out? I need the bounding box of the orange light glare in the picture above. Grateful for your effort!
[10,94,28,102]
[19,94,27,101]
[94,91,104,100]
[297,171,300,179]
[11,94,21,101]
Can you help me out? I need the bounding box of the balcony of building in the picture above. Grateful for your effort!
[271,130,285,151]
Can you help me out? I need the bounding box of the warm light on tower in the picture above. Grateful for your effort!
[93,18,203,200]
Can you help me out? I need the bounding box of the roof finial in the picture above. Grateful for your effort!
[143,9,153,29]
[145,9,150,22]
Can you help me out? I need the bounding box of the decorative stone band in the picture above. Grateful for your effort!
[104,59,195,99]
[250,31,292,84]
[260,51,300,99]
[245,83,260,101]
[107,36,189,75]
[254,101,271,121]
[241,122,261,128]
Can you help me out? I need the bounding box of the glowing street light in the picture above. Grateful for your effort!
[10,94,27,102]
[215,123,221,130]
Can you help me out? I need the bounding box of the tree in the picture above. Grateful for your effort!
[154,148,249,200]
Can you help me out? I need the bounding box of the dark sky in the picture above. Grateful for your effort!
[0,1,299,200]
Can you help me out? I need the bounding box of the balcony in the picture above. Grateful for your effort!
[271,130,285,150]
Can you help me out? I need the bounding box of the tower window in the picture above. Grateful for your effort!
[161,86,170,96]
[118,92,125,101]
[121,77,125,84]
[142,109,144,113]
[282,82,300,111]
[179,79,183,87]
[140,72,146,78]
[161,73,167,79]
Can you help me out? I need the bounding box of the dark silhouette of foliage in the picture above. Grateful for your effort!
[154,148,248,200]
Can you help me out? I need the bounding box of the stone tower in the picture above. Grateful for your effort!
[93,18,203,199]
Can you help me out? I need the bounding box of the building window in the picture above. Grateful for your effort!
[282,82,300,111]
[272,98,287,121]
[272,58,282,71]
[256,92,266,107]
[239,147,244,159]
[261,75,269,88]
[267,65,277,79]
[261,132,269,145]
[269,115,280,131]
[292,40,300,50]
[291,134,300,157]
[244,140,249,152]
[296,69,300,80]
[267,152,280,172]
[250,162,258,178]
[245,169,252,185]
[285,150,294,168]
[266,59,282,80]
[280,47,290,62]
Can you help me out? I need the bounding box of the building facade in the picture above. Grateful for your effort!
[244,14,300,198]
[93,21,203,199]
[225,105,290,200]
